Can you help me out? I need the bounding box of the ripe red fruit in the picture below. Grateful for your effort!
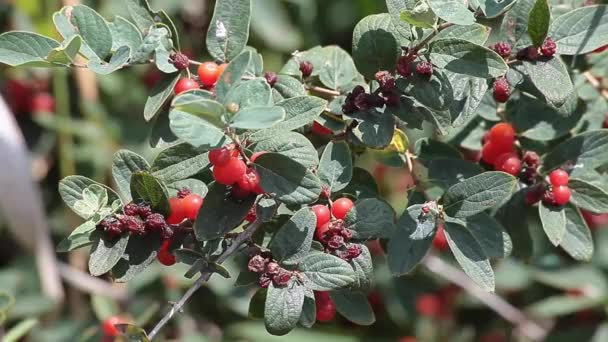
[315,222,331,241]
[171,52,190,70]
[312,205,331,229]
[481,141,513,165]
[102,316,123,337]
[264,71,278,87]
[332,198,354,220]
[552,185,571,206]
[582,211,608,229]
[237,168,261,192]
[494,153,521,176]
[250,151,267,163]
[167,197,185,224]
[415,61,433,76]
[174,78,199,94]
[314,291,336,322]
[213,157,247,185]
[182,194,203,221]
[433,225,449,251]
[493,78,510,103]
[488,123,516,147]
[415,293,442,318]
[158,240,176,266]
[197,62,221,87]
[209,147,232,166]
[549,169,569,187]
[493,41,512,58]
[312,121,332,135]
[540,38,557,57]
[300,61,314,77]
[31,92,55,113]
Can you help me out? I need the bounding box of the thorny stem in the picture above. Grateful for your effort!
[147,220,263,340]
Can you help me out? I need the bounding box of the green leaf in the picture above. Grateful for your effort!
[528,0,550,46]
[72,184,109,220]
[151,144,210,183]
[89,234,130,276]
[46,36,81,65]
[343,167,380,200]
[124,0,179,50]
[230,106,285,130]
[253,153,322,205]
[479,0,518,18]
[349,244,373,290]
[272,75,306,100]
[0,31,59,67]
[299,290,316,328]
[144,72,180,122]
[249,96,327,142]
[352,14,402,80]
[270,208,316,265]
[428,0,475,25]
[465,213,512,258]
[129,172,170,216]
[330,291,376,326]
[108,16,142,53]
[87,46,130,75]
[4,318,38,342]
[112,234,162,282]
[318,46,359,90]
[348,109,395,149]
[443,171,517,218]
[169,110,228,149]
[112,150,150,202]
[253,132,319,170]
[206,0,251,62]
[224,78,272,109]
[561,204,593,261]
[387,204,437,275]
[59,176,121,219]
[401,70,454,112]
[130,26,172,64]
[344,198,396,239]
[568,178,608,214]
[170,91,224,127]
[216,51,254,101]
[523,57,574,107]
[496,190,533,259]
[57,221,100,252]
[249,288,266,319]
[539,202,566,246]
[429,39,508,78]
[194,183,256,240]
[70,5,113,60]
[527,295,600,318]
[299,253,356,290]
[399,0,438,28]
[264,283,305,336]
[448,74,489,127]
[499,0,534,46]
[385,0,415,35]
[444,218,495,291]
[425,158,483,198]
[542,130,608,172]
[550,5,608,55]
[435,24,490,45]
[318,141,353,193]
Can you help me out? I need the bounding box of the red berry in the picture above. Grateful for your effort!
[331,198,354,220]
[158,240,176,266]
[415,61,433,76]
[231,184,252,199]
[264,72,278,87]
[481,141,513,165]
[493,41,512,58]
[245,205,257,222]
[174,78,199,94]
[250,151,267,163]
[415,294,442,318]
[494,153,521,176]
[488,123,516,147]
[493,78,510,103]
[375,70,396,91]
[213,157,247,185]
[314,291,336,322]
[31,92,55,113]
[432,225,449,251]
[525,185,544,205]
[197,62,221,87]
[552,185,571,206]
[237,168,261,192]
[209,147,232,166]
[540,38,557,57]
[396,55,413,77]
[171,52,190,70]
[312,121,332,135]
[299,61,314,77]
[549,169,569,187]
[312,205,331,229]
[5,79,33,114]
[315,222,331,241]
[167,197,185,224]
[182,194,203,221]
[102,316,123,337]
[582,211,608,229]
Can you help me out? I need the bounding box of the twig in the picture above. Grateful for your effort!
[147,220,263,340]
[305,85,341,98]
[422,255,550,341]
[411,22,454,54]
[57,262,127,300]
[583,71,608,99]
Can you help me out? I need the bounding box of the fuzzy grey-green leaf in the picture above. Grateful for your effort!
[270,208,316,265]
[539,202,567,246]
[112,150,150,202]
[344,198,396,239]
[300,253,356,291]
[206,0,251,62]
[443,172,517,218]
[318,141,353,193]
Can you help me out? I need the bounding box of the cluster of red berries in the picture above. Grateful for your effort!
[492,78,511,103]
[312,198,362,261]
[173,55,228,95]
[542,169,571,206]
[98,202,171,239]
[3,79,55,115]
[314,291,336,322]
[396,52,434,78]
[247,252,293,288]
[481,123,521,176]
[341,83,396,114]
[520,151,541,184]
[209,145,263,197]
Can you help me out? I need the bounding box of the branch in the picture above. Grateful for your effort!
[422,255,550,341]
[411,22,454,54]
[147,220,263,340]
[583,71,608,100]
